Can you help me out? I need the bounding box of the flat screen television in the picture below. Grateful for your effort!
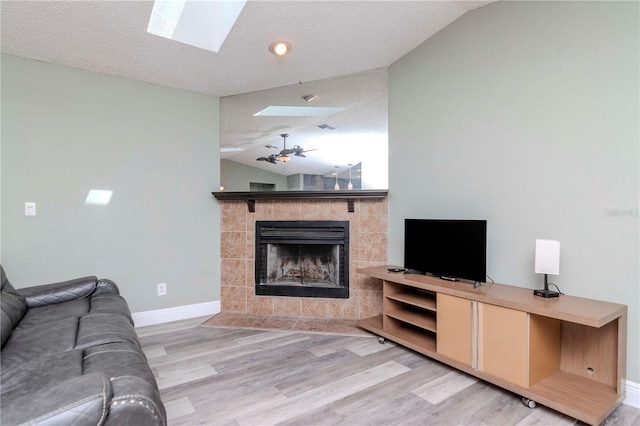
[404,219,487,284]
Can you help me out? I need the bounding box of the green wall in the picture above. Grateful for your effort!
[388,1,639,382]
[1,55,221,312]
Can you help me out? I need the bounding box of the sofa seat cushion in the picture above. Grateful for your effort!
[1,317,79,370]
[76,313,141,349]
[1,372,111,426]
[1,349,84,398]
[18,298,89,328]
[85,342,158,386]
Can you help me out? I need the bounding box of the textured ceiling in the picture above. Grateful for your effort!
[1,0,491,97]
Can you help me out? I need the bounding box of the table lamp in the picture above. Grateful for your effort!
[534,239,560,298]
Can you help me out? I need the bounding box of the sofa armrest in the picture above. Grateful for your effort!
[18,276,98,308]
[96,278,121,295]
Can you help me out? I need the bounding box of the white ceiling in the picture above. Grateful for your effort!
[1,0,491,98]
[1,0,493,182]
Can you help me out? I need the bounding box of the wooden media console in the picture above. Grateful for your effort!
[356,265,627,425]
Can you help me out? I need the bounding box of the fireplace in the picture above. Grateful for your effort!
[255,221,349,298]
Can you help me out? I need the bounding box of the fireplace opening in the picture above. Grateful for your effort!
[255,221,349,298]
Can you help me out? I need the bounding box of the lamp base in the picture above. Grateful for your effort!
[533,289,560,298]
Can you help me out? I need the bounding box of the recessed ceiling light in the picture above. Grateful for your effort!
[302,94,317,102]
[269,41,291,56]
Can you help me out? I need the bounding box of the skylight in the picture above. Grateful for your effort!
[253,106,346,117]
[147,0,247,53]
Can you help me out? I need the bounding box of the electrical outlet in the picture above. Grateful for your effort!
[157,283,167,296]
[25,202,36,216]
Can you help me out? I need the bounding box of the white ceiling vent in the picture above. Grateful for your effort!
[318,124,336,130]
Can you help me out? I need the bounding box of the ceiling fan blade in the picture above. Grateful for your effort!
[257,155,278,164]
[294,153,306,157]
[293,145,317,156]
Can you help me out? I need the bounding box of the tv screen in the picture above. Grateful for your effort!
[404,219,487,283]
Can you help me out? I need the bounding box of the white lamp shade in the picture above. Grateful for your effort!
[535,239,560,275]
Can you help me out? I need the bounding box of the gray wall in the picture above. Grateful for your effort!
[388,1,639,382]
[1,55,221,312]
[220,159,288,191]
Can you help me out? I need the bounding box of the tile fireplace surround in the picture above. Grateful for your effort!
[220,198,388,320]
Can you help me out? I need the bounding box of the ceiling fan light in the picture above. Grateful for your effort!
[279,155,290,162]
[269,41,291,56]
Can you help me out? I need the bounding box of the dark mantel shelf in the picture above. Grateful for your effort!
[211,190,388,213]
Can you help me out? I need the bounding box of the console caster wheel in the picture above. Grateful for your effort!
[378,337,386,344]
[522,397,537,409]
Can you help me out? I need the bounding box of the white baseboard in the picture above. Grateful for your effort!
[132,301,220,328]
[625,379,640,409]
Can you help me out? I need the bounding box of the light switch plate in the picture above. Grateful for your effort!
[25,202,36,216]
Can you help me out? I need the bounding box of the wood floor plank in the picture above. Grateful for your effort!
[307,335,372,357]
[164,397,196,421]
[338,393,432,426]
[330,361,451,417]
[155,363,217,390]
[275,345,408,397]
[411,370,478,404]
[516,406,577,425]
[346,337,396,356]
[196,386,288,424]
[234,361,411,425]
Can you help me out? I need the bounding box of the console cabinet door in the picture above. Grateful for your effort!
[437,293,472,366]
[479,303,529,388]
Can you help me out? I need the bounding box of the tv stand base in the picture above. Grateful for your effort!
[440,275,459,282]
[533,289,560,298]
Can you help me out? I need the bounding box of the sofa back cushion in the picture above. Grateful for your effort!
[1,267,28,348]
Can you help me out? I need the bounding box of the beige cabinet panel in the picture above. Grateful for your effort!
[479,303,529,388]
[437,293,472,366]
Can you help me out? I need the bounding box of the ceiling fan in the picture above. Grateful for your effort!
[257,134,315,164]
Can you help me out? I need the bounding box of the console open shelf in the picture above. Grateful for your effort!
[385,290,437,311]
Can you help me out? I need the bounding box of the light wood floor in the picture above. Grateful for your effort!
[137,317,639,426]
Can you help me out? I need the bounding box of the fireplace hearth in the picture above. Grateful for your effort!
[255,221,349,298]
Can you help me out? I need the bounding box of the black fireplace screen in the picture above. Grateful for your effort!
[255,221,349,298]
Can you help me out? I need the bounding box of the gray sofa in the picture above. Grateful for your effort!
[0,266,166,425]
